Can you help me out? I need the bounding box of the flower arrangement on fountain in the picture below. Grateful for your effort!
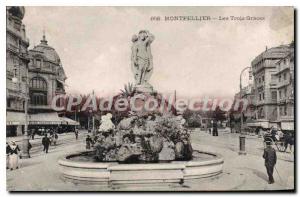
[93,112,193,163]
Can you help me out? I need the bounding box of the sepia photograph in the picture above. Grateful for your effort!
[5,6,295,191]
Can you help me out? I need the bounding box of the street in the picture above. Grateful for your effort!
[6,128,294,191]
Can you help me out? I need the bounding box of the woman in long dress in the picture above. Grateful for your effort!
[6,142,11,169]
[9,141,20,170]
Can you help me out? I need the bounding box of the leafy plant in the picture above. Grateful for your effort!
[120,82,136,97]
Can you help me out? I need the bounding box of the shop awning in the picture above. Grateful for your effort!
[60,117,80,126]
[281,121,294,131]
[29,112,62,125]
[6,112,26,125]
[246,121,269,128]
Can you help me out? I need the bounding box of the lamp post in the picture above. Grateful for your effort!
[91,90,95,136]
[238,66,252,155]
[12,65,30,158]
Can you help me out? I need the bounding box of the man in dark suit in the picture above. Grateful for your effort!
[263,141,277,184]
[212,120,218,136]
[42,134,50,153]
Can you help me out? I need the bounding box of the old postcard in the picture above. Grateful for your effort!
[6,6,294,191]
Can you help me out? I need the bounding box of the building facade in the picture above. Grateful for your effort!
[6,6,30,136]
[27,34,69,132]
[274,43,294,130]
[6,6,76,137]
[250,43,294,130]
[28,34,67,113]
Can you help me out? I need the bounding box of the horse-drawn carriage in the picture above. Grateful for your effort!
[263,133,286,152]
[244,121,294,153]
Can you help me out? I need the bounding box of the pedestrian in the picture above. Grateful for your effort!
[86,135,93,150]
[28,141,32,158]
[31,129,35,140]
[212,120,218,136]
[75,129,79,140]
[42,134,50,153]
[284,132,294,153]
[270,126,277,142]
[263,141,277,184]
[51,133,58,146]
[8,141,20,170]
[6,142,11,169]
[53,132,58,146]
[92,135,98,147]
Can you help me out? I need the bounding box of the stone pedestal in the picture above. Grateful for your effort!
[135,83,154,94]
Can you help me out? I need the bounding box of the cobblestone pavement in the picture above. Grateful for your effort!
[6,128,294,191]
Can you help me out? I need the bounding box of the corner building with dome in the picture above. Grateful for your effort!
[6,6,76,137]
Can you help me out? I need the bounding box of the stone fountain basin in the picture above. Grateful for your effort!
[58,150,224,186]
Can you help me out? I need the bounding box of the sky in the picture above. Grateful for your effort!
[22,6,294,98]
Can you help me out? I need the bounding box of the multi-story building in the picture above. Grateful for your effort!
[6,6,77,136]
[251,43,293,129]
[27,33,68,131]
[6,6,30,136]
[240,84,256,120]
[28,34,67,112]
[231,83,255,131]
[274,42,294,131]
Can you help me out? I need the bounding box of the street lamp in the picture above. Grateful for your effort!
[238,66,252,155]
[12,65,30,158]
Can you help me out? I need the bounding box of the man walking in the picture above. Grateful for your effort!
[263,141,277,184]
[212,120,218,136]
[42,134,50,153]
[75,129,79,140]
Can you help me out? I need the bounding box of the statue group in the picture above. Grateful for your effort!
[131,30,155,93]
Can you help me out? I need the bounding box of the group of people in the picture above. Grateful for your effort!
[208,120,219,136]
[41,133,58,153]
[86,134,98,149]
[263,126,294,153]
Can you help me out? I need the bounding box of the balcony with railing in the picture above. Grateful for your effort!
[277,79,290,88]
[28,104,52,110]
[7,43,19,53]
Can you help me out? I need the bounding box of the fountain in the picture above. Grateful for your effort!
[58,30,224,188]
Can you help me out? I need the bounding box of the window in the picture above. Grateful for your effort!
[262,75,265,82]
[271,91,277,101]
[7,99,11,108]
[30,77,47,90]
[271,74,276,80]
[284,88,287,97]
[29,77,47,106]
[36,59,42,69]
[31,93,47,105]
[279,90,282,99]
[284,106,287,116]
[262,93,265,100]
[259,78,261,83]
[279,75,281,82]
[259,94,262,101]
